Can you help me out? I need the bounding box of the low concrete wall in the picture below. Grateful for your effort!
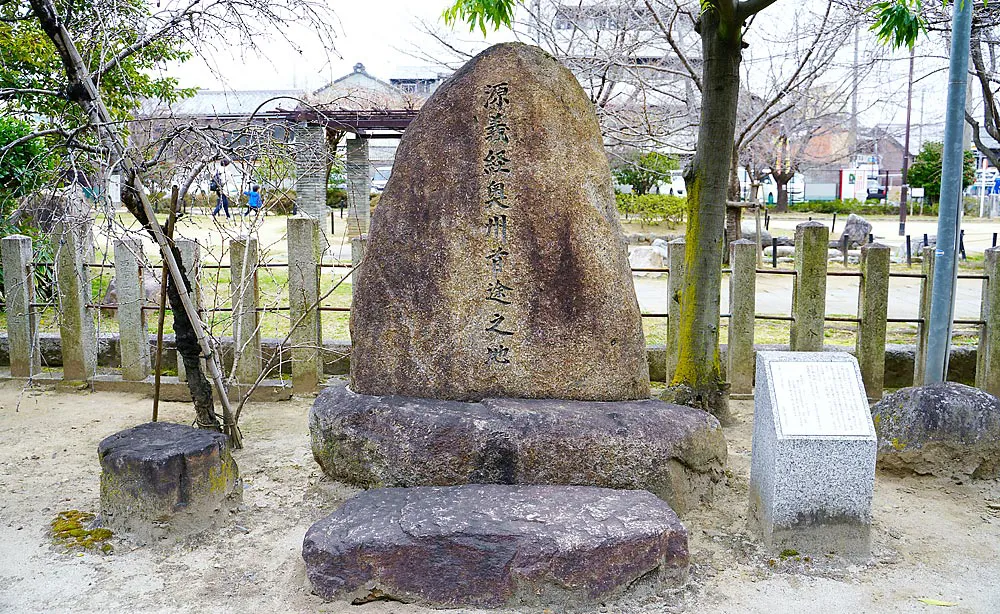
[0,334,977,389]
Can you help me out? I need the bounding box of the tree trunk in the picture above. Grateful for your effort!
[774,137,791,212]
[774,171,794,209]
[673,10,742,423]
[30,0,238,445]
[120,176,220,429]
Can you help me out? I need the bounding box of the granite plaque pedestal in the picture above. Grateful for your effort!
[750,351,876,558]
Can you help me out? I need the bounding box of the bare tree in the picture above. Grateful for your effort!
[3,0,337,446]
[409,0,703,156]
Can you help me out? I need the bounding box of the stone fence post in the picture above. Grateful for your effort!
[114,238,151,381]
[665,238,686,383]
[294,123,330,236]
[175,240,202,383]
[345,135,370,238]
[728,239,756,394]
[856,243,890,400]
[230,237,261,384]
[1,235,41,377]
[790,221,829,351]
[54,221,96,381]
[288,217,324,393]
[977,247,999,396]
[913,246,936,386]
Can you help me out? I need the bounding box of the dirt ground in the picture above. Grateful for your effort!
[1,381,999,614]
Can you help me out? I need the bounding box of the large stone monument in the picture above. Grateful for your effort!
[750,351,877,559]
[306,43,726,606]
[349,43,648,401]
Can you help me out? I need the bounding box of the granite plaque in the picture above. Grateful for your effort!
[750,351,877,559]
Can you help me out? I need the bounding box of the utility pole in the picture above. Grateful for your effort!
[925,0,974,384]
[899,44,916,236]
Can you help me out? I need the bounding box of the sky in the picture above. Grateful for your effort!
[162,0,952,144]
[167,1,513,93]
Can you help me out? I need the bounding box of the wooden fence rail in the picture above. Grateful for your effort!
[1,220,998,399]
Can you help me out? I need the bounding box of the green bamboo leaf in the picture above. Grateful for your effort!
[917,598,958,606]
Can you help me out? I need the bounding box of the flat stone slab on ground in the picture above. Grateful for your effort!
[98,422,241,542]
[302,485,688,608]
[750,351,876,558]
[309,383,726,514]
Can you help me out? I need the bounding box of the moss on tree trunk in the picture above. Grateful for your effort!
[672,10,744,423]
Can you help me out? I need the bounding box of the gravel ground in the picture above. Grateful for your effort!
[1,381,999,614]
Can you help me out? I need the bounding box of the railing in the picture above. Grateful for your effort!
[1,221,998,400]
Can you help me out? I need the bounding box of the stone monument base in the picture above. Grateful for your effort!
[98,422,241,543]
[302,485,688,608]
[309,383,726,514]
[750,352,876,559]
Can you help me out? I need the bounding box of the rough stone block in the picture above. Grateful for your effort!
[872,382,1000,478]
[750,351,876,558]
[98,422,240,542]
[349,43,649,402]
[302,485,688,608]
[309,383,726,514]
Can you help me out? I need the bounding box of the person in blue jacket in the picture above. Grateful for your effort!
[243,184,263,216]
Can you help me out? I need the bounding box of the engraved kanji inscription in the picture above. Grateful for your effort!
[485,245,510,275]
[485,113,510,144]
[483,82,510,112]
[486,279,513,304]
[485,344,511,365]
[486,313,515,336]
[484,215,508,242]
[485,180,509,209]
[483,149,511,174]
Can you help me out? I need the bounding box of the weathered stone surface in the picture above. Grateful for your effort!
[99,274,162,315]
[872,383,1000,478]
[309,383,726,514]
[842,213,872,247]
[741,220,771,246]
[302,485,688,608]
[628,246,663,275]
[350,42,648,401]
[98,422,240,542]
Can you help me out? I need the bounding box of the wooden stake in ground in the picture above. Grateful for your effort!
[152,187,180,422]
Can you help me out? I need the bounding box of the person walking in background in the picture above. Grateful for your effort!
[211,159,237,219]
[243,184,263,216]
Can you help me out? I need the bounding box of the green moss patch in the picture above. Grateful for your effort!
[50,510,114,554]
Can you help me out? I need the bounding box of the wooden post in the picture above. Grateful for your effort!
[976,247,999,396]
[790,221,829,351]
[1,235,41,377]
[665,238,685,383]
[914,246,936,386]
[230,237,261,384]
[114,238,151,381]
[175,240,202,383]
[856,243,891,400]
[54,221,97,381]
[728,239,756,394]
[288,217,324,393]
